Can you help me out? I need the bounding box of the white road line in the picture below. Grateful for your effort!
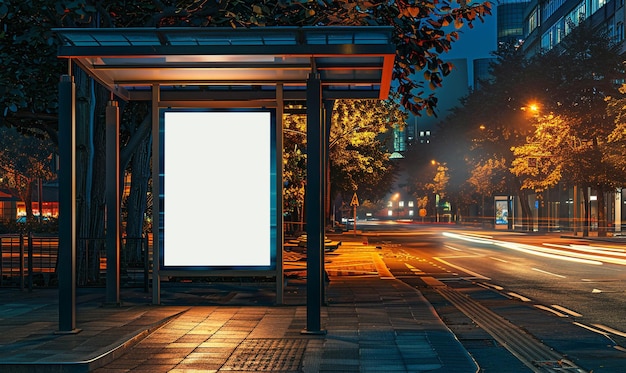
[404,263,424,273]
[535,305,568,317]
[551,305,582,317]
[490,257,508,263]
[532,267,566,278]
[482,282,504,291]
[592,324,626,338]
[507,292,531,302]
[444,245,462,251]
[433,257,490,280]
[573,322,610,336]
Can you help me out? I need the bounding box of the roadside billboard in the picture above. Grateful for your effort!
[494,196,509,230]
[159,110,277,270]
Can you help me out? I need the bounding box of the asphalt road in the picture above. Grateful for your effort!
[360,222,626,372]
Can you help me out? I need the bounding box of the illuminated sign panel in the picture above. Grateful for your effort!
[160,110,276,269]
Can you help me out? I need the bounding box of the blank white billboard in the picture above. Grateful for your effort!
[162,110,274,268]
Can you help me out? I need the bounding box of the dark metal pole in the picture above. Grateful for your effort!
[19,233,24,291]
[58,74,78,333]
[105,100,121,305]
[144,235,149,293]
[28,232,33,291]
[303,72,326,335]
[322,100,333,303]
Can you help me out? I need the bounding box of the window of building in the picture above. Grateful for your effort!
[399,201,404,207]
[542,0,566,21]
[565,2,585,36]
[528,7,539,34]
[388,210,393,216]
[408,201,414,207]
[591,0,607,14]
[409,210,414,216]
[393,124,406,153]
[387,201,393,207]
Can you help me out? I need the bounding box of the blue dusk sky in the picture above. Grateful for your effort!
[407,8,498,129]
[445,5,498,61]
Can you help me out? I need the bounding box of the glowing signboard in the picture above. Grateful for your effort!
[160,110,276,269]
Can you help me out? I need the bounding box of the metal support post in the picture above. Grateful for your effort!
[276,83,284,305]
[303,72,326,335]
[58,74,79,333]
[105,100,121,305]
[151,84,161,305]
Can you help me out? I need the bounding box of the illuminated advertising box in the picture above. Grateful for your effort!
[494,196,509,230]
[159,110,276,270]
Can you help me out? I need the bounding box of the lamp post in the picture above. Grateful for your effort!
[393,193,400,220]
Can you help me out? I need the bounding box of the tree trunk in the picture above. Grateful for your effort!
[518,189,533,231]
[597,185,607,237]
[74,71,107,285]
[582,187,589,237]
[124,129,152,263]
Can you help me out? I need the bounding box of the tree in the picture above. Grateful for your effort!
[606,85,626,176]
[525,23,625,236]
[283,98,407,226]
[0,126,56,219]
[437,43,542,228]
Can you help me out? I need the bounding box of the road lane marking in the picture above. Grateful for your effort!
[482,282,504,291]
[433,257,490,280]
[490,257,508,263]
[404,263,424,274]
[551,305,582,317]
[535,305,568,317]
[531,267,566,278]
[592,324,626,338]
[573,322,610,337]
[507,292,531,302]
[421,276,446,287]
[444,244,462,251]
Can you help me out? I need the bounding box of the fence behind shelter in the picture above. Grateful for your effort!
[0,234,151,290]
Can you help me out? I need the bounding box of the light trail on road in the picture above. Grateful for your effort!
[442,231,605,266]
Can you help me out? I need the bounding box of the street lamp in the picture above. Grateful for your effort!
[393,192,400,220]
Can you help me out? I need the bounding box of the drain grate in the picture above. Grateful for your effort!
[221,338,308,372]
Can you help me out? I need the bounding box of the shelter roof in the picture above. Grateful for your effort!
[54,26,395,102]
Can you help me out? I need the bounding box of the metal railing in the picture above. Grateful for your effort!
[0,233,59,290]
[0,233,151,290]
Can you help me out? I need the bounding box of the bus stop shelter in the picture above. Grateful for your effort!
[54,26,395,335]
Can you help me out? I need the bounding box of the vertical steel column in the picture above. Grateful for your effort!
[322,100,333,303]
[303,73,326,335]
[151,85,161,305]
[58,74,79,333]
[276,83,284,305]
[105,100,121,305]
[573,186,579,235]
[615,189,622,233]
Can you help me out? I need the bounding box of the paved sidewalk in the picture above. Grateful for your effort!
[0,236,478,373]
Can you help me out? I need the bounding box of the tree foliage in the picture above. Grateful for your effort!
[0,0,492,135]
[0,126,56,218]
[282,97,407,221]
[440,21,626,234]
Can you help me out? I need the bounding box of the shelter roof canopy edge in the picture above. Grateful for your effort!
[54,26,395,102]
